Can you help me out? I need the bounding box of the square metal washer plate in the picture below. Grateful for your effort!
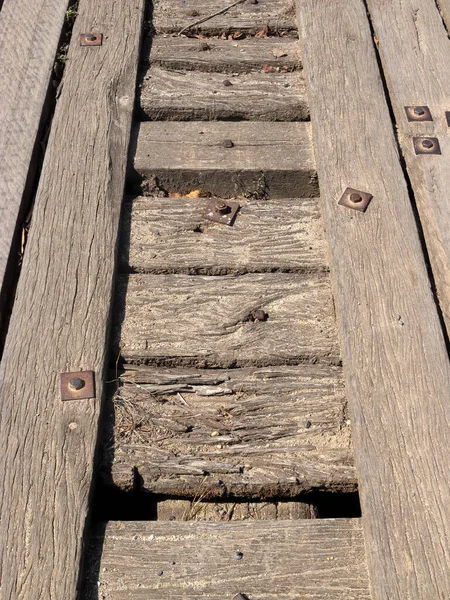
[80,33,103,46]
[61,370,96,401]
[413,137,441,155]
[338,187,373,213]
[204,199,240,225]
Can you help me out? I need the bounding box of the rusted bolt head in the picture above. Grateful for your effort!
[421,138,434,149]
[413,107,425,116]
[235,551,244,560]
[349,192,363,203]
[69,377,86,391]
[251,309,268,322]
[86,33,97,42]
[223,139,234,148]
[215,202,231,214]
[223,79,233,87]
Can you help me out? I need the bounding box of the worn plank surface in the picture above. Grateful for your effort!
[114,274,340,367]
[0,0,68,319]
[156,498,318,520]
[139,67,308,121]
[120,196,327,275]
[152,0,297,34]
[103,364,354,496]
[0,0,145,597]
[85,520,370,599]
[366,0,450,346]
[132,121,317,198]
[297,0,450,598]
[145,36,301,73]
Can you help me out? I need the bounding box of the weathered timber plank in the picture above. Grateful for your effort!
[152,0,297,34]
[115,274,340,367]
[145,36,301,73]
[120,196,327,275]
[0,0,145,597]
[0,0,68,320]
[297,0,450,598]
[366,0,450,350]
[85,520,371,599]
[156,498,318,520]
[132,121,317,198]
[138,67,308,121]
[104,365,354,497]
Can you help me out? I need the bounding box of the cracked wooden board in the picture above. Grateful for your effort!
[132,121,317,198]
[152,0,297,35]
[114,273,340,368]
[84,520,370,599]
[297,0,450,597]
[102,364,354,497]
[120,196,327,275]
[0,0,145,597]
[138,67,308,121]
[145,36,301,73]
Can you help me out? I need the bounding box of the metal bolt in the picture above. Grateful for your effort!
[86,33,97,41]
[421,139,434,149]
[413,107,425,116]
[223,139,234,148]
[215,202,231,214]
[234,595,250,600]
[223,79,233,87]
[235,551,244,560]
[305,420,312,429]
[349,192,363,204]
[69,377,85,391]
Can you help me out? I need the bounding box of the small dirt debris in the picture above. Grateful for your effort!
[251,309,268,322]
[223,139,234,148]
[235,551,244,560]
[223,79,233,86]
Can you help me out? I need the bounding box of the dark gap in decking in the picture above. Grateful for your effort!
[363,0,450,357]
[0,0,78,357]
[120,265,330,276]
[91,484,360,521]
[434,0,450,35]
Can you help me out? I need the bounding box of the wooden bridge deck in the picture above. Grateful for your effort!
[1,0,450,598]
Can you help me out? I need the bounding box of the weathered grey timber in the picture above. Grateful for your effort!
[156,498,318,520]
[152,0,297,34]
[145,36,301,73]
[365,0,450,342]
[0,0,67,321]
[85,520,371,599]
[114,274,340,367]
[297,0,450,598]
[104,365,354,497]
[120,196,327,275]
[139,67,308,121]
[132,121,317,198]
[0,0,145,597]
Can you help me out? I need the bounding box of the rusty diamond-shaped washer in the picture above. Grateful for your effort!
[61,371,96,401]
[413,137,441,155]
[338,187,373,213]
[80,33,103,46]
[204,199,240,226]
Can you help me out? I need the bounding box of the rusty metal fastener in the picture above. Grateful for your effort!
[251,309,268,322]
[80,33,103,46]
[204,199,240,226]
[404,106,432,122]
[223,139,234,148]
[61,370,96,401]
[234,595,250,600]
[413,137,441,155]
[338,187,373,213]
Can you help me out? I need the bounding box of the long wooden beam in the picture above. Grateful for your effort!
[0,0,144,597]
[296,0,450,597]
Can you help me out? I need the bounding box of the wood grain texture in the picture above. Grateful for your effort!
[138,67,308,121]
[132,121,318,198]
[297,0,450,598]
[0,0,145,597]
[366,0,450,338]
[103,364,354,497]
[152,0,297,34]
[144,36,301,73]
[114,273,340,367]
[120,196,327,275]
[85,520,371,599]
[156,498,318,520]
[0,0,68,315]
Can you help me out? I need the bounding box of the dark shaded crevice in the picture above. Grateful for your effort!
[434,0,450,35]
[362,0,450,357]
